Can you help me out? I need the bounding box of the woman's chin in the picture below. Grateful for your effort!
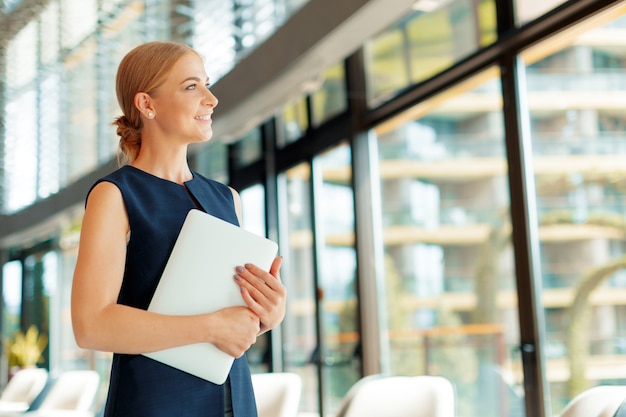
[194,131,213,143]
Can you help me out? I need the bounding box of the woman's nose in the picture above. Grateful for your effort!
[204,89,218,108]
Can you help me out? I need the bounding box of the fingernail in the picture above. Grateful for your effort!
[234,274,242,281]
[236,266,245,273]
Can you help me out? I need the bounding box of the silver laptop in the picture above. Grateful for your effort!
[143,209,279,384]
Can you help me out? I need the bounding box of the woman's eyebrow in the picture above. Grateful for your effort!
[180,76,210,85]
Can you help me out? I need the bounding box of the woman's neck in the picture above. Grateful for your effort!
[131,149,192,185]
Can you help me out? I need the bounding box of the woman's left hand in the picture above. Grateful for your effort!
[234,256,286,334]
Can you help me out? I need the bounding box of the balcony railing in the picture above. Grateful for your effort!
[525,69,626,91]
[380,132,626,161]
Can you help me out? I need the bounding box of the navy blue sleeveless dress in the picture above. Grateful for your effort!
[88,165,258,417]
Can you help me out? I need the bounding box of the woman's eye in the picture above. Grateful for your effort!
[205,83,211,90]
[186,84,196,90]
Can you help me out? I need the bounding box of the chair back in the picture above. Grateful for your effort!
[559,385,626,417]
[251,372,302,417]
[38,370,99,411]
[336,375,455,417]
[0,367,48,411]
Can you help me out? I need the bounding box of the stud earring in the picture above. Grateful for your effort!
[148,112,154,118]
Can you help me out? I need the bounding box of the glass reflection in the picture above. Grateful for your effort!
[365,0,496,106]
[521,8,626,414]
[311,63,347,127]
[240,184,271,373]
[2,261,23,351]
[516,0,568,26]
[232,128,263,168]
[373,70,524,417]
[279,163,319,415]
[64,40,99,183]
[313,144,359,415]
[280,97,309,146]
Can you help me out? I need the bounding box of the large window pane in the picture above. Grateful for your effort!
[373,70,524,417]
[63,40,99,182]
[39,74,61,199]
[365,0,496,107]
[516,0,568,26]
[192,0,312,82]
[313,143,359,415]
[279,97,309,146]
[311,63,347,127]
[239,184,271,373]
[2,261,23,352]
[3,22,38,213]
[279,163,319,415]
[521,8,626,414]
[60,0,97,49]
[41,2,60,66]
[6,21,36,89]
[22,251,57,370]
[232,128,263,168]
[2,0,23,13]
[4,90,38,213]
[194,139,229,183]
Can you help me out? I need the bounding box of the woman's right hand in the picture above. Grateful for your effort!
[207,306,260,358]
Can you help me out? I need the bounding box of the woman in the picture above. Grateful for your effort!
[71,41,286,417]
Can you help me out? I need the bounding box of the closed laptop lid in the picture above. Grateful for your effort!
[143,209,278,384]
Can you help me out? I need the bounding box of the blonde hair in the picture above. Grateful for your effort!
[113,41,201,165]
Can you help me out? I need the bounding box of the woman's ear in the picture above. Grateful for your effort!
[134,92,155,119]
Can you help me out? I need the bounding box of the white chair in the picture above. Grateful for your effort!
[0,368,48,413]
[24,370,100,416]
[251,372,302,417]
[559,385,626,417]
[335,375,455,417]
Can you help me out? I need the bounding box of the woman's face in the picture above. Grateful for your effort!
[149,53,218,143]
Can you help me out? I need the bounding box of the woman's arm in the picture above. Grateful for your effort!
[71,182,260,357]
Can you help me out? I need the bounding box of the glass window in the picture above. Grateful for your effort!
[4,89,38,213]
[39,73,62,199]
[193,139,229,183]
[60,0,98,49]
[516,0,568,26]
[101,2,152,160]
[192,0,238,82]
[6,20,36,89]
[373,70,524,417]
[232,128,263,168]
[279,162,319,414]
[365,0,497,107]
[279,97,309,146]
[2,260,23,349]
[41,2,60,66]
[313,143,359,415]
[192,0,312,82]
[521,7,626,414]
[3,22,37,213]
[240,184,267,237]
[2,0,23,13]
[311,63,347,127]
[63,39,99,182]
[22,251,57,369]
[239,184,270,373]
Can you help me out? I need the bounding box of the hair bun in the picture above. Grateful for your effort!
[113,115,141,164]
